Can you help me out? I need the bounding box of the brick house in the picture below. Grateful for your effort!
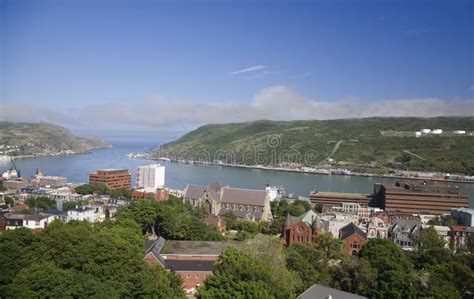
[281,210,328,246]
[339,222,368,255]
[144,237,236,295]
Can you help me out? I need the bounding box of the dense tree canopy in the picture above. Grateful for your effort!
[197,237,301,299]
[118,197,223,241]
[0,219,184,298]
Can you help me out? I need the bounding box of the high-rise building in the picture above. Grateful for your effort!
[137,164,165,191]
[89,169,131,190]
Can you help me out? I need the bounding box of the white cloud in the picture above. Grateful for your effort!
[1,86,473,133]
[229,65,267,75]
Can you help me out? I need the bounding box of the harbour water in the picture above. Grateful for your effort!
[1,138,473,207]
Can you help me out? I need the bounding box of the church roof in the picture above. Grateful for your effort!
[184,184,207,199]
[209,181,229,191]
[221,187,267,206]
[339,223,367,241]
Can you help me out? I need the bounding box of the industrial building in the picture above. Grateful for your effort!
[376,180,469,215]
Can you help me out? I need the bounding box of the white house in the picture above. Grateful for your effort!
[67,207,95,223]
[5,213,55,230]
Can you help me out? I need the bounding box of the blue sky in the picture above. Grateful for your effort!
[1,0,473,138]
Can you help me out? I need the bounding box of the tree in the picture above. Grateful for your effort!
[62,199,89,211]
[329,255,377,296]
[122,199,160,234]
[25,196,56,211]
[0,180,6,191]
[197,247,288,299]
[5,262,76,298]
[360,239,420,298]
[4,195,14,205]
[313,233,343,259]
[0,216,185,298]
[74,184,95,195]
[414,226,446,254]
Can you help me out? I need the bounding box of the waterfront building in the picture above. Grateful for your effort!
[309,191,378,208]
[89,169,131,189]
[377,180,469,215]
[144,237,235,295]
[136,164,165,191]
[33,169,67,187]
[183,181,272,221]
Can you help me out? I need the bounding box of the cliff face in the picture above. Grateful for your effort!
[0,122,112,156]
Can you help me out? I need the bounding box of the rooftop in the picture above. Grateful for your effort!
[299,284,367,299]
[160,240,237,256]
[5,213,51,221]
[339,222,367,240]
[310,191,371,198]
[164,260,215,272]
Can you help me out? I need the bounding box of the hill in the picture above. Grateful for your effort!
[152,117,474,175]
[0,122,111,157]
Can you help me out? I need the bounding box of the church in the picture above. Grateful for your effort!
[183,181,272,221]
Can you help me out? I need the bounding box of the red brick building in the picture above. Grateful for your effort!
[339,222,368,255]
[144,237,235,295]
[89,169,131,190]
[131,188,169,201]
[281,210,328,246]
[378,180,469,215]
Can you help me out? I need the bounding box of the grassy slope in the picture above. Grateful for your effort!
[154,117,474,175]
[0,122,111,155]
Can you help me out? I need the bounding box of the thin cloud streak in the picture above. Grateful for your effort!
[229,65,267,75]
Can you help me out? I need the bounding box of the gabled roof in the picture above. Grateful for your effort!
[221,187,267,206]
[339,222,367,241]
[184,185,207,199]
[299,283,367,299]
[294,210,319,226]
[144,237,166,265]
[209,181,229,191]
[390,219,420,233]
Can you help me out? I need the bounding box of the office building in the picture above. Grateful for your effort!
[137,164,165,191]
[89,169,131,189]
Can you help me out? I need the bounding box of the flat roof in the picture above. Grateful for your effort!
[5,213,51,221]
[160,240,237,255]
[164,260,215,272]
[310,191,371,198]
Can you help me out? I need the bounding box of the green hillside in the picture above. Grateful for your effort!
[0,122,111,156]
[153,117,474,175]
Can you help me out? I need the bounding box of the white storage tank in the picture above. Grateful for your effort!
[421,129,431,134]
[415,131,422,137]
[453,130,466,135]
[431,129,443,134]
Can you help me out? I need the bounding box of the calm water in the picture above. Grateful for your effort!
[2,138,473,207]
